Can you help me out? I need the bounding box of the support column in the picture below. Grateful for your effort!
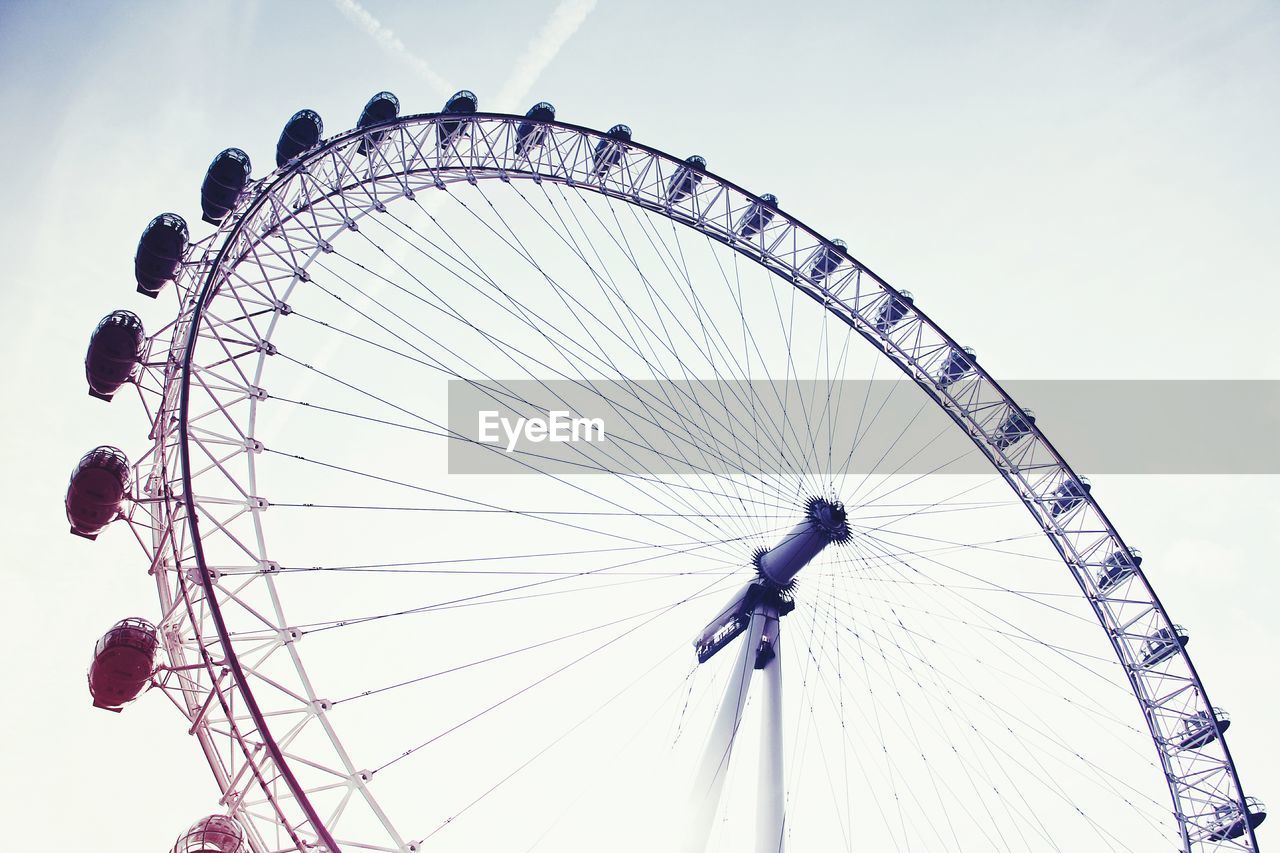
[684,496,845,852]
[756,606,785,853]
[682,608,766,853]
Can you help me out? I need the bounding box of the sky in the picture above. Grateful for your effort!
[0,1,1277,850]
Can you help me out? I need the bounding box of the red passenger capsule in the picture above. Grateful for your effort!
[135,213,189,297]
[84,310,144,401]
[65,446,129,539]
[172,815,247,853]
[200,149,252,225]
[87,617,158,711]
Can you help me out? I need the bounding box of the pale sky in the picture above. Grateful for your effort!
[0,1,1277,851]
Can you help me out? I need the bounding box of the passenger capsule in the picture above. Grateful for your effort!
[804,238,846,283]
[1096,548,1142,593]
[873,290,914,333]
[736,194,779,238]
[172,815,247,853]
[276,108,324,167]
[200,148,252,225]
[515,101,555,156]
[668,155,706,203]
[356,91,400,156]
[937,346,976,388]
[991,406,1035,450]
[439,89,479,148]
[85,310,144,401]
[87,617,158,711]
[1138,624,1188,668]
[1206,798,1267,841]
[134,213,188,297]
[65,446,130,539]
[592,124,632,177]
[1047,475,1090,517]
[1178,707,1230,750]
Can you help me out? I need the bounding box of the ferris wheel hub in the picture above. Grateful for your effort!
[754,496,850,588]
[694,498,847,665]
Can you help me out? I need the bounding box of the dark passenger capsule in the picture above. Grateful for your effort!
[88,617,158,711]
[737,194,779,238]
[937,346,976,388]
[1138,624,1188,667]
[873,291,914,333]
[172,815,247,853]
[668,155,706,203]
[807,239,846,283]
[200,148,252,225]
[85,310,144,401]
[1047,476,1090,517]
[991,406,1034,450]
[356,91,400,155]
[134,213,188,297]
[1207,799,1267,841]
[66,446,130,539]
[515,101,556,155]
[1178,707,1230,750]
[1096,547,1142,593]
[276,108,324,167]
[439,89,479,148]
[591,124,632,177]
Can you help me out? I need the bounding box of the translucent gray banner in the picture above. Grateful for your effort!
[446,380,1280,475]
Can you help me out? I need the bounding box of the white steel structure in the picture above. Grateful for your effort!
[77,98,1263,852]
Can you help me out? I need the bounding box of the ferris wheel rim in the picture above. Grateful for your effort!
[149,109,1258,852]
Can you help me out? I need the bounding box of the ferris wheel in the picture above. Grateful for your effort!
[70,89,1265,852]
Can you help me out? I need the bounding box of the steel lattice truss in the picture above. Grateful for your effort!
[118,113,1257,852]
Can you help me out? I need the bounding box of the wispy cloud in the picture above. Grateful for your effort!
[494,0,597,112]
[332,0,452,96]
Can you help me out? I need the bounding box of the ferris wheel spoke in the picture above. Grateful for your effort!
[567,184,807,507]
[267,370,802,522]
[826,538,1162,761]
[396,186,802,501]
[589,190,820,495]
[418,636,695,845]
[371,571,736,776]
[851,476,1026,540]
[840,417,981,512]
[797,577,1158,850]
[329,595,714,707]
[693,232,814,536]
[522,662,704,852]
[812,570,1038,853]
[785,572,874,852]
[262,346,794,549]
[571,195,808,527]
[839,531,1117,683]
[812,590,1175,848]
[785,581,959,850]
[305,232,809,518]
[265,536,757,636]
[620,198,812,501]
[849,499,1024,522]
[846,523,1100,628]
[531,182,783,543]
[839,523,1051,559]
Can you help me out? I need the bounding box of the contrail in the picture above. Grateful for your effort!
[494,0,598,112]
[332,0,452,95]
